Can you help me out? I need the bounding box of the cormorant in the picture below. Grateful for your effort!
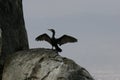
[35,29,77,52]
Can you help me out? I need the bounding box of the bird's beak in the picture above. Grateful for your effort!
[48,29,52,31]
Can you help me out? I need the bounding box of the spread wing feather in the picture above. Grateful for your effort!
[57,35,77,46]
[35,33,51,45]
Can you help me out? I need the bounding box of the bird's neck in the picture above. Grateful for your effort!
[52,31,55,38]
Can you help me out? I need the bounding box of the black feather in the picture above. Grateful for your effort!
[35,29,77,52]
[35,33,52,45]
[57,35,77,46]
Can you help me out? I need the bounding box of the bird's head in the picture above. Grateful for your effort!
[48,29,55,33]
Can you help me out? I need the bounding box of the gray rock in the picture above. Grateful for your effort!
[2,48,94,80]
[0,28,2,55]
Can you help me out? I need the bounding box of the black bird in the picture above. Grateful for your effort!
[35,29,77,52]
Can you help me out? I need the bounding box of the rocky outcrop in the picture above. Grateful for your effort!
[2,48,94,80]
[0,38,1,55]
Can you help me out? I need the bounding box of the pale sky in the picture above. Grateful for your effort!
[23,0,120,71]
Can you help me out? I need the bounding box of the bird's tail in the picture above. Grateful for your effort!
[55,45,62,52]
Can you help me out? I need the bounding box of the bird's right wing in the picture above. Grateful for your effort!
[35,33,52,44]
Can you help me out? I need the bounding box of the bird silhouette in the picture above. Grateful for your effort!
[35,29,77,52]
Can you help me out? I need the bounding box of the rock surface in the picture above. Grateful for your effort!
[0,29,2,55]
[2,48,94,80]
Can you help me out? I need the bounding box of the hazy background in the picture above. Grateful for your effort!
[23,0,120,73]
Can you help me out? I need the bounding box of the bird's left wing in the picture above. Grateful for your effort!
[35,33,52,45]
[57,35,78,46]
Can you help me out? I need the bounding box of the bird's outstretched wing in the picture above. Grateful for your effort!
[35,33,52,45]
[57,35,77,46]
